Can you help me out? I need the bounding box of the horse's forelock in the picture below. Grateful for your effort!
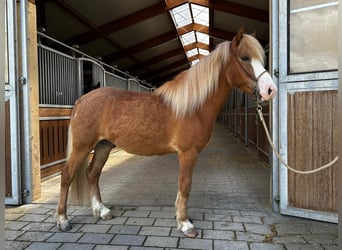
[238,34,265,65]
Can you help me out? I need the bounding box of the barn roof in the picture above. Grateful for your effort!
[36,0,269,86]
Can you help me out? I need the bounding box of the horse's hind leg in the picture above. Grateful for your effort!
[87,140,114,221]
[56,149,90,231]
[175,149,199,238]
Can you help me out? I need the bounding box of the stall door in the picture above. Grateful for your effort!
[274,0,338,222]
[5,0,21,205]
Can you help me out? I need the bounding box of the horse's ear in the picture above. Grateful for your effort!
[234,27,245,45]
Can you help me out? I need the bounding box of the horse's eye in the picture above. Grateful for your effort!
[241,56,250,62]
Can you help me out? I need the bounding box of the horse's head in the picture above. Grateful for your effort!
[228,30,277,102]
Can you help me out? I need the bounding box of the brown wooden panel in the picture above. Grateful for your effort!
[41,162,64,179]
[288,90,337,213]
[39,107,72,117]
[5,101,12,197]
[39,119,69,165]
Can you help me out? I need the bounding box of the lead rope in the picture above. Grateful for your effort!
[256,104,339,174]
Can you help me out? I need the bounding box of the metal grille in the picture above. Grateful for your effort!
[128,79,141,92]
[104,72,128,90]
[91,62,104,87]
[38,45,78,107]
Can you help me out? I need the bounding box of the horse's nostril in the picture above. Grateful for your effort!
[268,87,273,95]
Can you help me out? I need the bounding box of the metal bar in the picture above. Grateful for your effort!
[20,0,32,204]
[40,158,67,170]
[37,32,153,88]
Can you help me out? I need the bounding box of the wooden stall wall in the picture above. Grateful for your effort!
[287,90,337,212]
[220,91,271,164]
[39,108,72,179]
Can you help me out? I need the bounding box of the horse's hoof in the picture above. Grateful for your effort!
[183,228,198,238]
[101,212,113,221]
[57,221,72,232]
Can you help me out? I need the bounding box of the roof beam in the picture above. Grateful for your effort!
[65,2,169,45]
[103,31,178,63]
[123,48,185,73]
[53,0,162,80]
[191,0,269,23]
[140,59,189,79]
[183,42,209,51]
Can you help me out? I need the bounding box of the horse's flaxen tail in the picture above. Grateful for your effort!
[67,125,91,206]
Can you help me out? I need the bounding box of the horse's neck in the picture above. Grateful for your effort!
[203,79,230,119]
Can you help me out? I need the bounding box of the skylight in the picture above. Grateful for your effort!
[169,2,210,65]
[180,31,196,46]
[191,4,209,26]
[170,4,192,28]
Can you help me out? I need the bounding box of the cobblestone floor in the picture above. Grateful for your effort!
[5,123,338,249]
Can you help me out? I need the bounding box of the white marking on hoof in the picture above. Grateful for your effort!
[56,214,71,231]
[177,219,198,237]
[91,197,112,220]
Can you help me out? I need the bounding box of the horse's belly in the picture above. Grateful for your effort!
[112,130,175,156]
[116,140,175,156]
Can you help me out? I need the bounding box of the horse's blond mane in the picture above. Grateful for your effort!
[154,42,230,118]
[154,34,264,118]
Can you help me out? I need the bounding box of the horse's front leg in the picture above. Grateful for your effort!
[175,149,199,238]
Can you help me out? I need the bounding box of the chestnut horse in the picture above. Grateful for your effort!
[56,31,277,237]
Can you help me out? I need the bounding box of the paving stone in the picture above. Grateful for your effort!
[273,235,306,244]
[302,234,338,245]
[236,231,266,242]
[17,231,53,242]
[244,223,273,235]
[214,240,249,250]
[125,217,155,226]
[307,223,338,234]
[5,240,30,250]
[5,230,24,241]
[79,224,112,233]
[192,219,213,229]
[204,213,233,222]
[17,213,50,222]
[284,243,324,250]
[154,218,176,227]
[21,222,55,231]
[59,243,95,250]
[123,210,150,217]
[131,247,162,250]
[78,233,113,244]
[232,215,263,224]
[5,212,24,221]
[5,221,29,230]
[139,226,171,236]
[149,211,175,219]
[321,245,339,250]
[203,229,234,240]
[144,236,178,248]
[275,223,310,235]
[178,238,212,250]
[25,242,62,250]
[109,225,141,235]
[94,245,128,250]
[70,215,99,224]
[97,216,127,225]
[111,234,145,246]
[214,221,244,231]
[250,243,286,250]
[47,232,83,243]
